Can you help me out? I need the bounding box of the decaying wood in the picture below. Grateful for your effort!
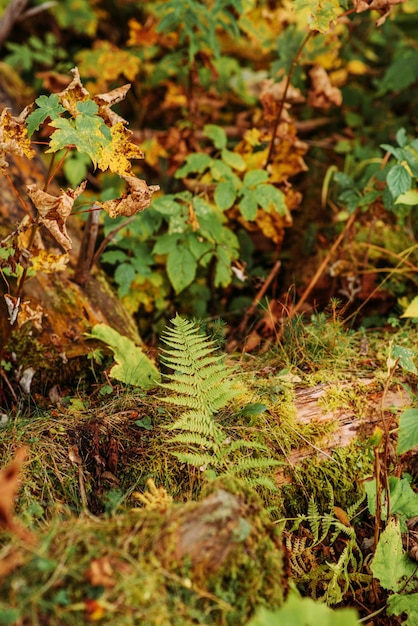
[276,378,411,484]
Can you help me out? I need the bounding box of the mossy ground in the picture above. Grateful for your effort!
[0,315,417,624]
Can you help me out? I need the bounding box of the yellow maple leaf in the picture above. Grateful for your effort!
[0,109,35,172]
[98,123,144,175]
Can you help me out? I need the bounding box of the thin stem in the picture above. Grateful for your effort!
[264,30,313,170]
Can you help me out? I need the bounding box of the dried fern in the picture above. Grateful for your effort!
[159,315,281,488]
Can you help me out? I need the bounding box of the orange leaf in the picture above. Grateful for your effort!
[0,448,36,543]
[27,181,86,251]
[97,176,159,218]
[0,109,35,172]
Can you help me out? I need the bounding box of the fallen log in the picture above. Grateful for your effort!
[276,378,411,484]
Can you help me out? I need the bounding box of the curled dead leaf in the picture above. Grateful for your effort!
[353,0,406,25]
[56,67,89,117]
[27,181,86,251]
[98,176,159,218]
[308,65,342,109]
[0,109,35,172]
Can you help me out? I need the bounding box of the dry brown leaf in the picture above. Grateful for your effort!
[308,65,342,109]
[259,78,305,123]
[0,109,35,172]
[0,448,36,544]
[56,67,89,116]
[93,84,131,127]
[98,176,159,218]
[353,0,406,25]
[85,557,116,588]
[17,301,43,331]
[27,181,86,251]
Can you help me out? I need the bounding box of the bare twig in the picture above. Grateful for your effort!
[238,260,281,334]
[0,0,29,49]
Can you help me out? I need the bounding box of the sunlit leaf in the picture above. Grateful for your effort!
[397,408,418,455]
[86,324,160,388]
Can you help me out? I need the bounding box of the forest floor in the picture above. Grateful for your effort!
[0,316,417,625]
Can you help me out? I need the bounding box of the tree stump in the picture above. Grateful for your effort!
[0,79,143,395]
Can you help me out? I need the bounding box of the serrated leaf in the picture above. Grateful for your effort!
[257,184,287,214]
[175,153,212,177]
[397,408,418,455]
[203,124,227,150]
[214,181,237,210]
[371,518,416,592]
[391,344,417,375]
[294,0,341,33]
[26,94,66,136]
[387,593,418,624]
[243,169,269,187]
[167,246,197,293]
[97,123,144,175]
[221,148,246,171]
[386,164,412,198]
[86,324,160,388]
[239,188,258,220]
[48,112,111,167]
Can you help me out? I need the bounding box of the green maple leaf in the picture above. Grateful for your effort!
[26,94,66,137]
[47,100,112,166]
[294,0,340,33]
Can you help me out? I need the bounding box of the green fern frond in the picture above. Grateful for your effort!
[168,410,223,438]
[243,475,278,491]
[346,493,366,520]
[308,495,321,543]
[169,432,218,448]
[232,457,282,473]
[171,451,216,468]
[222,439,268,453]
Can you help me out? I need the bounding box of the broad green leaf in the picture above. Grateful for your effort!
[386,164,412,199]
[175,153,212,177]
[86,324,160,389]
[167,246,197,293]
[239,188,258,220]
[114,263,136,297]
[221,148,246,171]
[243,169,269,187]
[365,476,418,523]
[377,48,418,96]
[294,0,341,33]
[390,344,417,375]
[210,159,240,184]
[256,184,287,214]
[396,190,418,206]
[248,592,358,626]
[387,593,418,624]
[380,144,405,161]
[152,196,183,216]
[401,295,418,318]
[396,128,408,148]
[203,124,227,150]
[48,112,111,166]
[214,181,237,210]
[214,245,234,287]
[371,518,416,592]
[26,94,66,136]
[152,233,180,255]
[397,408,418,455]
